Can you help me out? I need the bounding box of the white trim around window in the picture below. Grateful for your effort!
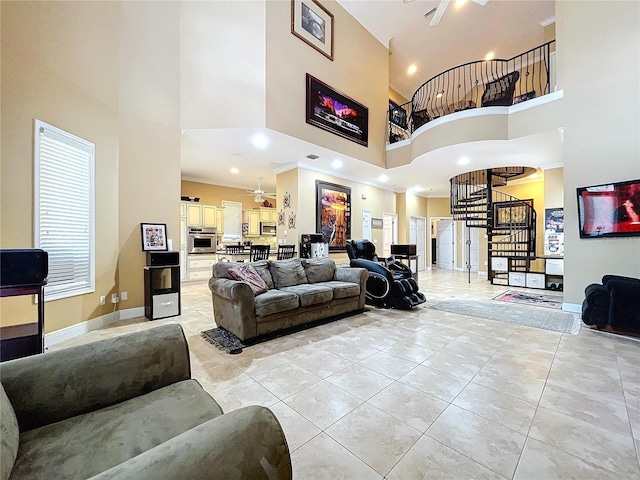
[34,120,96,301]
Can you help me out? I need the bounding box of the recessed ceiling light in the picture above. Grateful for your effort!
[251,133,270,149]
[458,156,470,165]
[407,64,417,75]
[456,0,468,8]
[378,174,389,182]
[485,52,495,61]
[230,168,239,174]
[331,159,343,169]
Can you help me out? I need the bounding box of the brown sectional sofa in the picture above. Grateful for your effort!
[209,257,367,341]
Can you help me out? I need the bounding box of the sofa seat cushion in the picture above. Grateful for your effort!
[302,258,336,283]
[269,259,308,288]
[280,284,333,307]
[11,380,222,480]
[314,281,360,299]
[254,290,300,318]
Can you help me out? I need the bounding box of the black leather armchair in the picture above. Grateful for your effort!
[582,275,640,330]
[346,240,426,310]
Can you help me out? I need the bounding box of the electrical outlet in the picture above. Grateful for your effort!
[111,294,119,304]
[100,295,106,306]
[121,291,128,301]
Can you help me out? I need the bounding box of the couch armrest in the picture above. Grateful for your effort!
[335,266,368,309]
[606,279,640,329]
[88,406,292,480]
[0,324,190,432]
[334,266,367,285]
[209,278,257,340]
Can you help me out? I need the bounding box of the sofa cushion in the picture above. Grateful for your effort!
[228,264,269,296]
[280,284,333,307]
[269,259,308,288]
[302,257,336,283]
[1,384,19,480]
[254,290,300,318]
[314,281,360,299]
[11,380,222,480]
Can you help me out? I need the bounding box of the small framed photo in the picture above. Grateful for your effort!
[291,0,334,60]
[140,223,168,251]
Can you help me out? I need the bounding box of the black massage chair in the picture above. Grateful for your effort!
[346,239,426,310]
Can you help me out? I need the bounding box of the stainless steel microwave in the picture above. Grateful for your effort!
[260,223,276,236]
[187,227,218,254]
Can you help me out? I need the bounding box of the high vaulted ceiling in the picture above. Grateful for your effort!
[339,0,555,100]
[181,0,559,198]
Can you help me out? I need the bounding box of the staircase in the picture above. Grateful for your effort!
[450,168,537,284]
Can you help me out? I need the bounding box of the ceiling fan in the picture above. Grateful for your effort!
[422,0,490,28]
[245,177,276,203]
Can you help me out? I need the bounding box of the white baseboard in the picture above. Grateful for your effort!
[563,303,581,313]
[44,307,145,349]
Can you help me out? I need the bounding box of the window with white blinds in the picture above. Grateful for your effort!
[34,120,95,301]
[221,200,242,242]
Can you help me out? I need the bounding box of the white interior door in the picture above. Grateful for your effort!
[382,214,396,258]
[362,210,372,241]
[410,216,427,272]
[437,219,454,270]
[463,226,480,273]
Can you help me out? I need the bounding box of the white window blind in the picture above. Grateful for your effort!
[221,201,243,242]
[34,120,95,301]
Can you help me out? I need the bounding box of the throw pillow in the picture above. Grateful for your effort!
[228,264,269,295]
[301,257,336,283]
[269,258,308,288]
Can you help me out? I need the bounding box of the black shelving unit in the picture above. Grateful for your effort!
[144,265,181,320]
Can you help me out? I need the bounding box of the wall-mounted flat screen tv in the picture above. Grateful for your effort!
[577,179,640,238]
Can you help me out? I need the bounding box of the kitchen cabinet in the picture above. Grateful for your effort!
[216,207,224,233]
[203,205,217,228]
[187,254,217,281]
[186,203,202,227]
[245,210,260,236]
[180,216,187,281]
[259,207,277,223]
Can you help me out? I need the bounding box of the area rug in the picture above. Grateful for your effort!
[202,327,247,354]
[494,290,563,309]
[430,300,580,334]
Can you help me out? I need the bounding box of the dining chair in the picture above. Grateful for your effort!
[249,245,270,262]
[225,245,244,262]
[276,244,296,260]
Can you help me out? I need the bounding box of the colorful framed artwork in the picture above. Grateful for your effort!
[306,74,369,146]
[140,223,168,251]
[316,180,351,251]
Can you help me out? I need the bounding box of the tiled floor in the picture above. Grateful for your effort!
[53,269,640,479]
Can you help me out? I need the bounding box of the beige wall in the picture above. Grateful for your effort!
[295,168,396,264]
[265,0,388,168]
[557,1,640,304]
[1,2,180,332]
[389,87,409,106]
[181,180,278,211]
[544,167,563,208]
[180,1,266,129]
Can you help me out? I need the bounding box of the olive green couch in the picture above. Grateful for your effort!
[209,257,368,341]
[0,324,291,480]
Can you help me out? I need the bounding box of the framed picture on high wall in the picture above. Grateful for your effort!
[291,0,334,60]
[306,74,369,146]
[316,180,351,252]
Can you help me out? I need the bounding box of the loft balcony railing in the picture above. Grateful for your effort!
[388,40,555,144]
